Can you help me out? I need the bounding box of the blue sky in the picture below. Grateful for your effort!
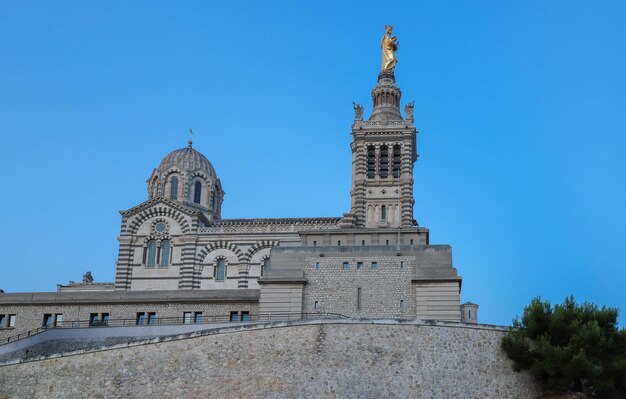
[1,1,625,326]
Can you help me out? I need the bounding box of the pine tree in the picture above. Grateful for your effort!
[501,296,626,398]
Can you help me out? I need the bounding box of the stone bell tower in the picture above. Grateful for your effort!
[342,70,418,229]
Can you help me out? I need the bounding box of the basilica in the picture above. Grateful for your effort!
[0,32,477,340]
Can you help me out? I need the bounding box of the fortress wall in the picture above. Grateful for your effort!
[0,321,539,399]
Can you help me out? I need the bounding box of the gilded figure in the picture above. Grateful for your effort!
[381,25,399,73]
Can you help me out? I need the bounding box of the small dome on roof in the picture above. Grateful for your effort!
[147,140,224,221]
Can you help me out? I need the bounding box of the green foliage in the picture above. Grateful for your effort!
[501,296,626,398]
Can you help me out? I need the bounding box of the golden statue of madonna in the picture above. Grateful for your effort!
[381,25,399,73]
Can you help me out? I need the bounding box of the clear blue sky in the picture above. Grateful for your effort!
[1,1,625,326]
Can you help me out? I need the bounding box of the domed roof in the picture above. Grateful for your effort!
[158,144,217,178]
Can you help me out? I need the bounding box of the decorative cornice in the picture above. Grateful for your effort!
[211,217,341,226]
[120,197,210,225]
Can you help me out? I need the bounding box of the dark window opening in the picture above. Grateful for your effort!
[380,145,389,178]
[170,177,178,200]
[367,146,376,178]
[392,145,401,178]
[194,181,202,204]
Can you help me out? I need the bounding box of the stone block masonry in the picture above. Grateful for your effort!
[0,320,539,398]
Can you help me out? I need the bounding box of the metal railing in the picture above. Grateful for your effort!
[1,312,348,346]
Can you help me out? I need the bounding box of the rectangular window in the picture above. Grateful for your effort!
[410,239,414,245]
[147,312,157,325]
[357,261,363,270]
[241,311,250,321]
[102,313,110,325]
[136,312,146,325]
[371,261,379,270]
[89,313,99,326]
[361,240,365,246]
[342,262,349,270]
[314,301,320,310]
[315,262,320,270]
[385,239,389,245]
[183,312,192,324]
[357,288,362,310]
[54,314,63,326]
[400,261,404,269]
[0,314,5,328]
[8,314,16,327]
[230,311,240,322]
[194,312,203,323]
[43,314,53,327]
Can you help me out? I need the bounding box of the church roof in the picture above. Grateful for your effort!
[158,145,217,179]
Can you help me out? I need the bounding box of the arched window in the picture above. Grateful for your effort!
[261,258,270,277]
[367,146,376,178]
[170,177,178,200]
[147,240,157,267]
[392,145,401,178]
[210,191,215,210]
[381,205,387,220]
[214,259,225,281]
[160,240,170,267]
[156,183,162,197]
[194,181,202,204]
[380,145,389,178]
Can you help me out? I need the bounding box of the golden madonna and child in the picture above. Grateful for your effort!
[381,25,399,73]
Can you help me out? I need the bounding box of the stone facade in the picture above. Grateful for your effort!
[0,290,258,341]
[0,55,474,341]
[0,321,539,398]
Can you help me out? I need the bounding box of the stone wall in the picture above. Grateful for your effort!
[267,245,462,320]
[0,320,539,398]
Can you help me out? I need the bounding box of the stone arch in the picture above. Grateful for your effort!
[244,240,279,262]
[196,241,245,263]
[128,206,191,235]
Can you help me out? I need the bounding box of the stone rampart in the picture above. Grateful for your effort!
[0,320,539,398]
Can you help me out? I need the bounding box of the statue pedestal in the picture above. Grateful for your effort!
[378,71,395,83]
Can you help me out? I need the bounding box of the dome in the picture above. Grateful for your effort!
[158,145,216,178]
[148,141,225,221]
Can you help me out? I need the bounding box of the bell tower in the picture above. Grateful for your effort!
[344,71,417,229]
